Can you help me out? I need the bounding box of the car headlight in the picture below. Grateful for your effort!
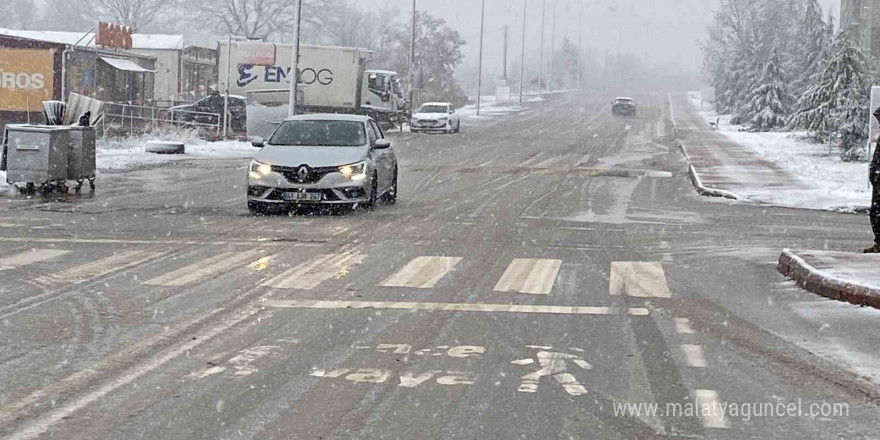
[249,160,273,179]
[338,161,367,181]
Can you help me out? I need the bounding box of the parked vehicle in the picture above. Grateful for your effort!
[219,42,404,131]
[611,97,637,117]
[246,114,397,214]
[168,94,246,131]
[411,102,460,134]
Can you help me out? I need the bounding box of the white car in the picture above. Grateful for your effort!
[410,102,461,134]
[247,114,398,214]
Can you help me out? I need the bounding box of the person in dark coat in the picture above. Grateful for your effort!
[866,108,880,253]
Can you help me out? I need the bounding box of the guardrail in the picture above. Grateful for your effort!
[100,102,222,137]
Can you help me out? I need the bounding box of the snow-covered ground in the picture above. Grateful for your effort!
[1,133,257,189]
[97,134,258,171]
[687,91,871,210]
[458,95,526,119]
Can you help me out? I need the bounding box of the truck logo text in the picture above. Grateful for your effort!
[236,64,334,87]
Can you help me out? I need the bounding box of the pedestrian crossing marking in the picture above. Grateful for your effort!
[265,299,650,316]
[494,258,563,295]
[34,250,163,286]
[262,251,365,290]
[608,261,672,298]
[380,256,462,289]
[695,389,730,428]
[145,250,265,287]
[0,249,71,271]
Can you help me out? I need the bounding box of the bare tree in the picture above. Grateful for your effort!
[188,0,339,41]
[52,0,166,30]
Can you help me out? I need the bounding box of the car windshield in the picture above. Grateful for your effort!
[268,120,367,147]
[417,105,449,113]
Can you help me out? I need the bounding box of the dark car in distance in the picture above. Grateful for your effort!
[168,94,247,131]
[611,97,637,117]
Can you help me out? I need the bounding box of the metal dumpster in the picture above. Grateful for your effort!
[4,124,70,194]
[68,126,96,192]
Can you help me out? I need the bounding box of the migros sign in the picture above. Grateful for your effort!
[0,49,54,112]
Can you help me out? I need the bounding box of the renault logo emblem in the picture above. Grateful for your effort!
[297,166,309,180]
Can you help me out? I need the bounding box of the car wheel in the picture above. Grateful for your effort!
[381,167,398,205]
[363,173,378,210]
[454,121,461,133]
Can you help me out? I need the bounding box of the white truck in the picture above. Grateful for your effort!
[218,42,404,136]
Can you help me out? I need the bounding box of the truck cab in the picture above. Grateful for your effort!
[362,70,405,129]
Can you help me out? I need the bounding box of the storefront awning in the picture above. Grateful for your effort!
[100,57,155,73]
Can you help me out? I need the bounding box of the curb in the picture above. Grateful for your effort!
[777,249,880,309]
[666,95,741,201]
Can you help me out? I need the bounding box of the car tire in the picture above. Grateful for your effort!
[381,167,398,205]
[454,121,461,133]
[362,173,378,210]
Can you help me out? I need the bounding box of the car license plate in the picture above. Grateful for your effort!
[283,191,322,201]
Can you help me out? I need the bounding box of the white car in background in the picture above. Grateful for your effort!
[410,102,461,134]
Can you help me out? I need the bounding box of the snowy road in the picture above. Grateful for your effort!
[1,91,880,439]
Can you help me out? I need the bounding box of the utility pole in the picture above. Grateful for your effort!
[549,0,556,92]
[409,0,417,119]
[476,0,486,115]
[519,0,527,105]
[223,34,231,135]
[502,25,509,81]
[287,0,303,117]
[577,0,583,89]
[538,0,545,95]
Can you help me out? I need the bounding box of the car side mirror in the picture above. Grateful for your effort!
[251,137,264,148]
[373,139,391,149]
[449,109,454,114]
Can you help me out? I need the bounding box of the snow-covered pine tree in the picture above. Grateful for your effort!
[790,0,829,93]
[746,49,792,131]
[789,27,870,157]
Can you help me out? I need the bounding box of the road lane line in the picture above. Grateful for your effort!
[262,252,365,290]
[494,258,563,295]
[264,299,649,316]
[608,261,672,298]
[673,317,694,334]
[694,389,730,429]
[682,344,706,368]
[33,251,164,286]
[3,307,257,440]
[144,250,265,287]
[380,256,462,288]
[0,249,70,270]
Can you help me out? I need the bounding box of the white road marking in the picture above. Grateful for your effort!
[144,250,264,287]
[228,346,279,376]
[673,317,694,334]
[695,389,730,429]
[494,258,563,295]
[512,350,592,396]
[682,344,706,368]
[190,366,226,379]
[310,368,351,378]
[263,251,364,290]
[33,250,163,286]
[380,256,462,288]
[264,299,649,316]
[608,261,672,298]
[0,249,70,270]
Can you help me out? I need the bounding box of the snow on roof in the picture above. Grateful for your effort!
[421,102,452,106]
[131,34,184,50]
[0,27,185,50]
[366,70,398,76]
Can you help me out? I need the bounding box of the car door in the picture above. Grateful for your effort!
[448,105,459,127]
[368,120,393,191]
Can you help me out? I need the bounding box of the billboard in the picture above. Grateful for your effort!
[0,49,55,112]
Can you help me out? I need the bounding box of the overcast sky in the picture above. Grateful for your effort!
[380,0,841,80]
